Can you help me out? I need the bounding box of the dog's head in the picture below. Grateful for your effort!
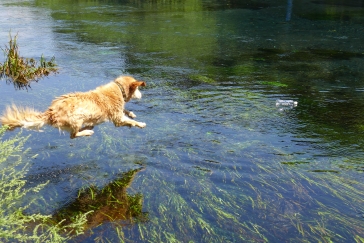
[115,76,146,101]
[130,80,146,100]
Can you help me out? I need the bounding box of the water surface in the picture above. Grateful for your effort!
[0,0,363,242]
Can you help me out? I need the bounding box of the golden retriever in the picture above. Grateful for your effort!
[0,76,146,139]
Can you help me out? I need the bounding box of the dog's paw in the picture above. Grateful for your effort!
[129,112,136,119]
[137,122,146,128]
[84,130,94,136]
[76,130,94,137]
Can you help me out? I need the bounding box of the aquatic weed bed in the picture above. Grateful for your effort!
[16,85,363,242]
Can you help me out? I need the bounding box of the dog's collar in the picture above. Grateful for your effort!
[115,81,127,101]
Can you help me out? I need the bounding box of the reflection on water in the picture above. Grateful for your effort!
[1,0,364,242]
[53,168,147,234]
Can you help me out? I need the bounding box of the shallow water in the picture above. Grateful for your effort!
[1,0,364,242]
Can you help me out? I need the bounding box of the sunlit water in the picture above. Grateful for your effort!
[0,0,363,242]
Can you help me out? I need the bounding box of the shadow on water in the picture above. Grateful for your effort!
[52,168,148,236]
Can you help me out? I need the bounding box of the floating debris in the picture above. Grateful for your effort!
[276,99,298,111]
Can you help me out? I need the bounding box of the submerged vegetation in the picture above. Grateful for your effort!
[0,33,58,89]
[57,124,364,242]
[0,125,148,242]
[0,126,88,242]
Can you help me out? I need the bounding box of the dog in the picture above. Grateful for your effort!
[0,76,146,139]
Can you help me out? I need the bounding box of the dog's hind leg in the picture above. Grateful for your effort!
[70,129,94,139]
[74,126,95,138]
[79,126,94,131]
[69,122,94,139]
[75,130,94,138]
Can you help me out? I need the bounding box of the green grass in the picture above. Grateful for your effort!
[0,32,58,89]
[0,126,88,242]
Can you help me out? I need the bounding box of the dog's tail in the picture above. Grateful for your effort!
[1,104,46,131]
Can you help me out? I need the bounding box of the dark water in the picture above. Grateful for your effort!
[1,0,364,242]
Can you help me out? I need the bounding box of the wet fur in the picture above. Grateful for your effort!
[0,76,146,139]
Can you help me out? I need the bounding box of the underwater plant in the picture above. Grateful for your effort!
[0,126,88,242]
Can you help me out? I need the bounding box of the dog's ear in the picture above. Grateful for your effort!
[130,81,146,89]
[136,81,146,87]
[129,81,146,94]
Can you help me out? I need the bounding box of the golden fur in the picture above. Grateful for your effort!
[0,76,146,139]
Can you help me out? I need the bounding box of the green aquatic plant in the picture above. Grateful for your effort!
[94,131,363,243]
[188,74,216,84]
[0,33,58,89]
[50,78,364,242]
[262,81,288,87]
[0,126,88,242]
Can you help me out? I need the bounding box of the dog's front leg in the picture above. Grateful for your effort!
[124,109,136,119]
[114,115,146,128]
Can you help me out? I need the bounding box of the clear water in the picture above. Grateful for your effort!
[1,0,364,242]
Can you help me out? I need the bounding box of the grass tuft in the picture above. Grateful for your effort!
[0,32,58,90]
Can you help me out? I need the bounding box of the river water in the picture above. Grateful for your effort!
[0,0,363,242]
